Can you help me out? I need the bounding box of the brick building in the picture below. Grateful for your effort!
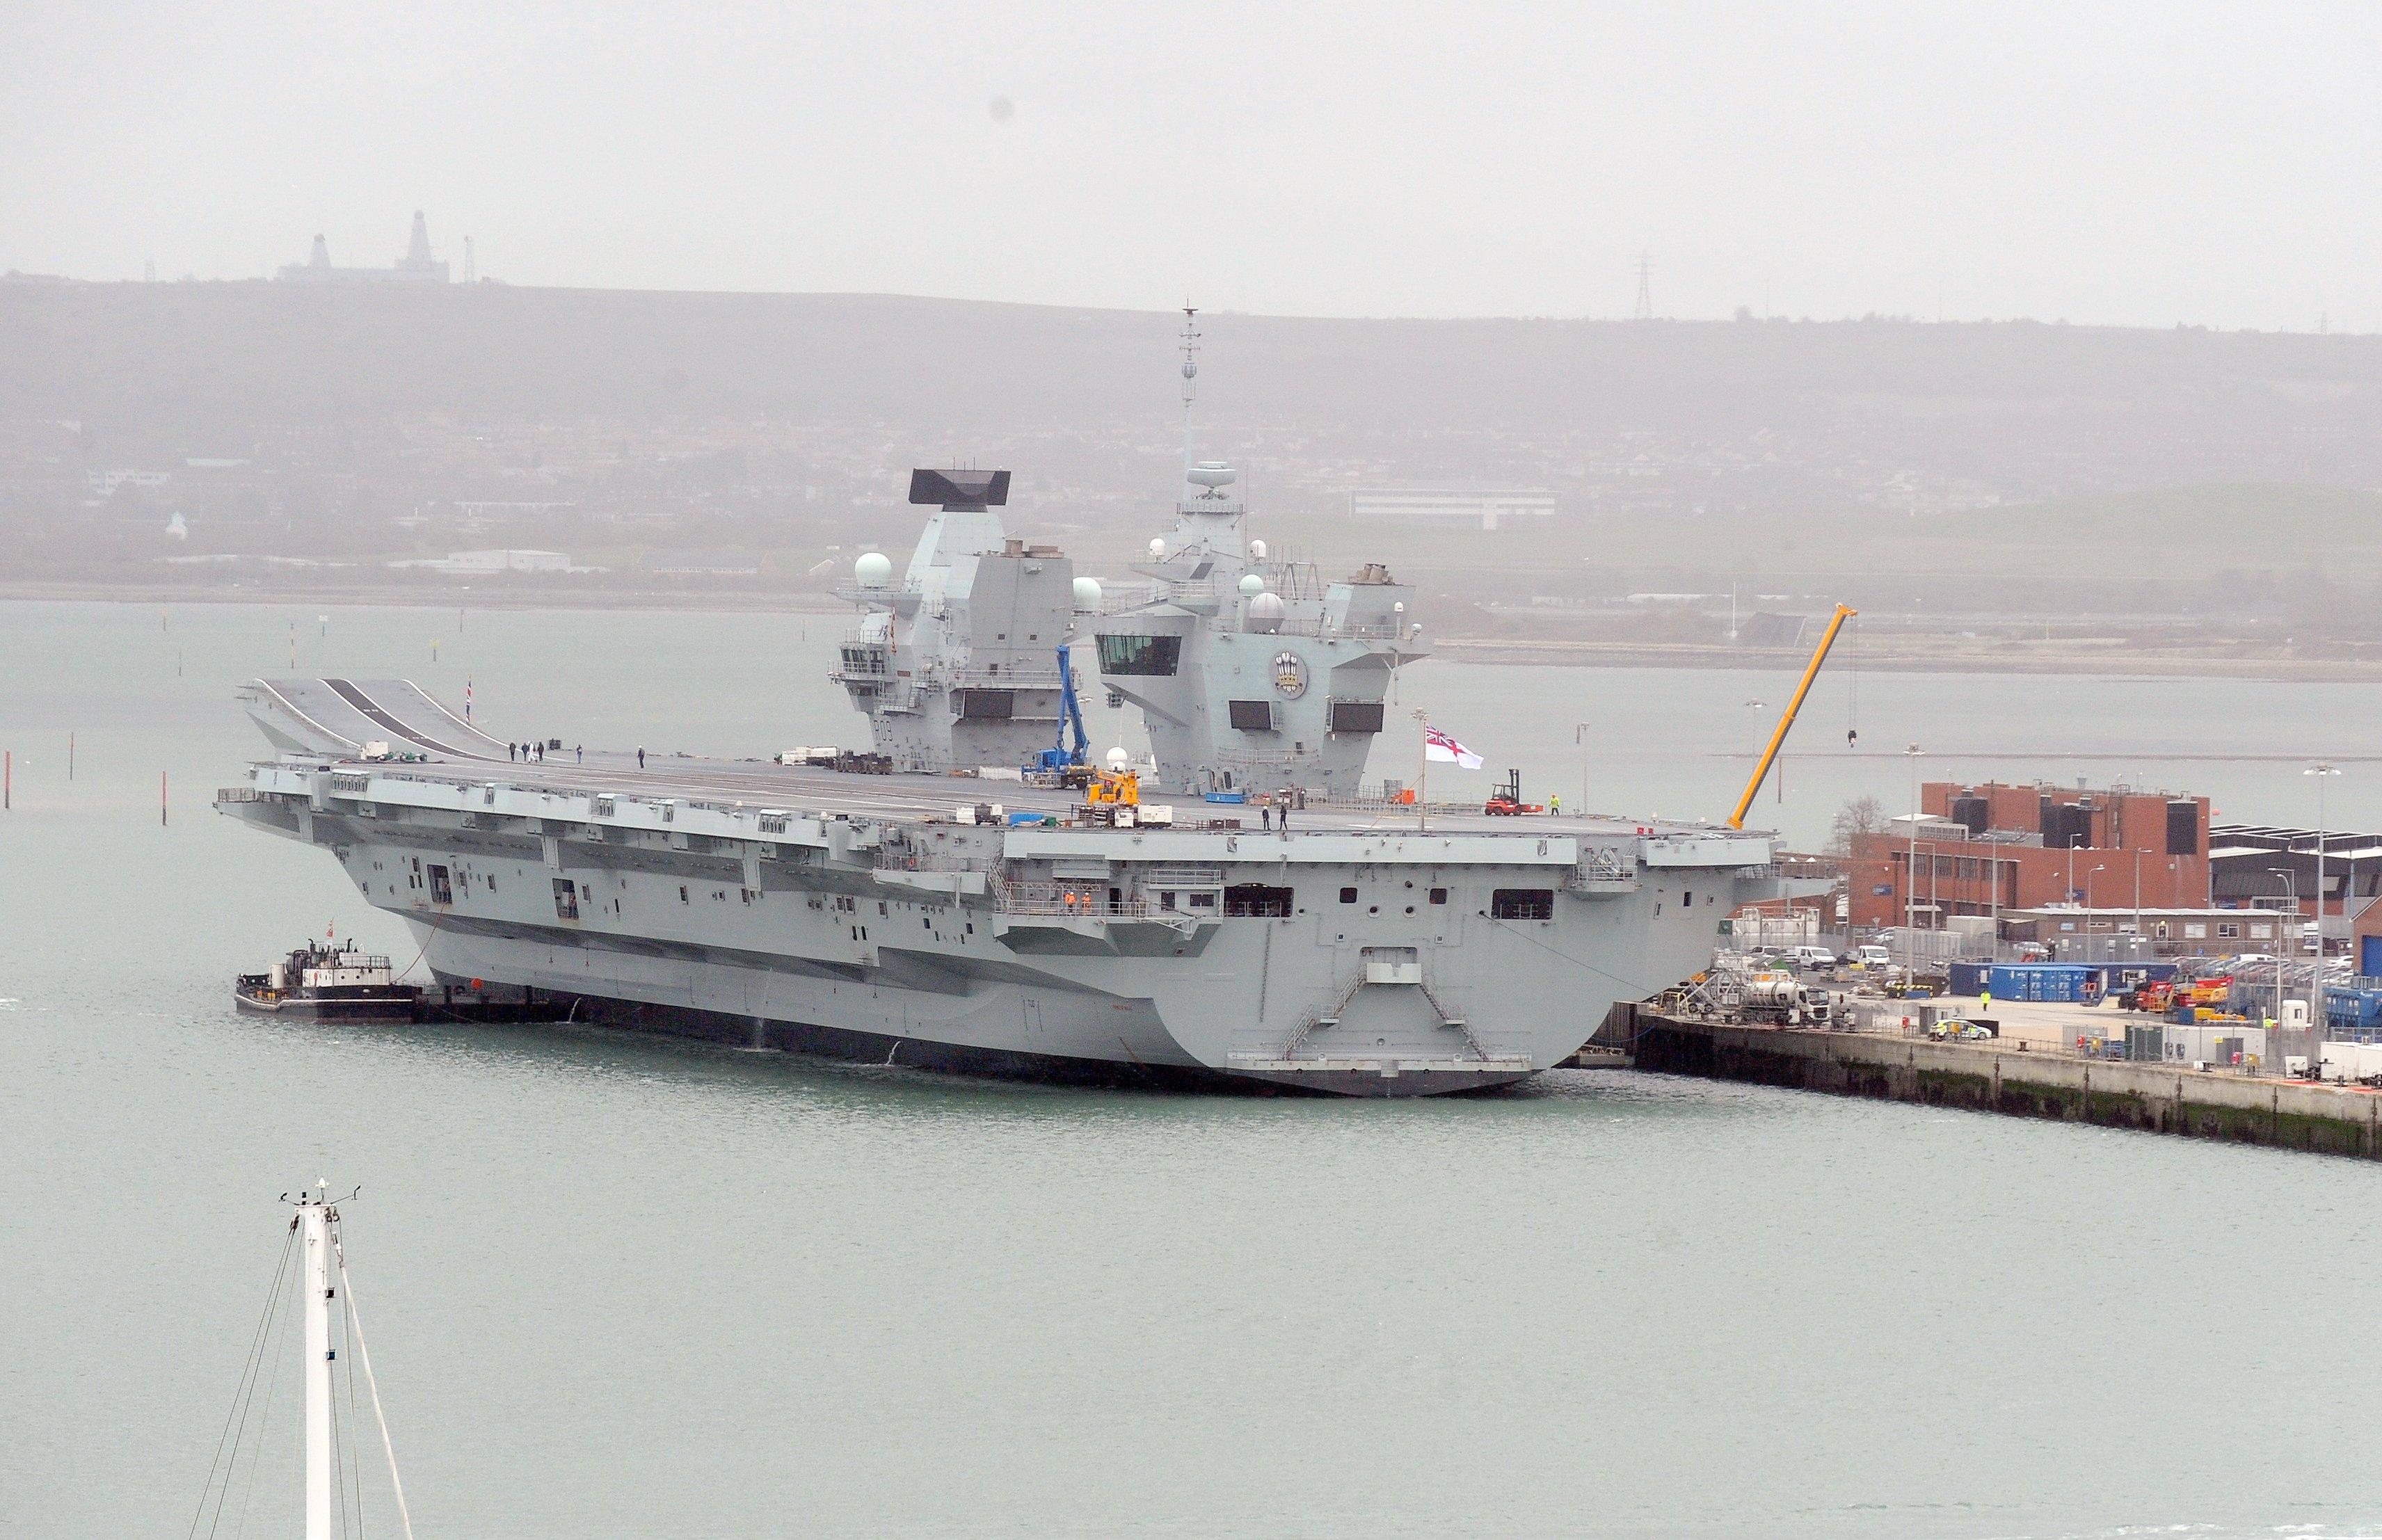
[1844,781,2209,933]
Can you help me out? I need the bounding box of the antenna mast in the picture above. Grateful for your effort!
[1178,303,1201,481]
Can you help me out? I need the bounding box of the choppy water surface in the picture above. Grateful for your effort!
[7,599,2382,1540]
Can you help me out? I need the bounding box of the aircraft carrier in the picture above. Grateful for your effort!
[216,330,1793,1096]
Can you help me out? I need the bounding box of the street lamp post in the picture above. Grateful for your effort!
[2270,866,2299,1033]
[1574,722,1591,813]
[2309,763,2340,966]
[1904,744,1924,979]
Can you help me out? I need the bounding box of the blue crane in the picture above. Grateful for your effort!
[1026,643,1090,778]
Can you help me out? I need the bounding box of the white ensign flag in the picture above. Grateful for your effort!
[1423,725,1484,770]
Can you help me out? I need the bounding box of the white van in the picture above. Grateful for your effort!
[1788,945,1837,971]
[1853,944,1892,969]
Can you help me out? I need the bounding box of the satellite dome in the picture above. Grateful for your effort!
[854,552,893,586]
[1248,592,1287,633]
[1238,573,1265,597]
[1072,576,1102,611]
[1248,538,1267,561]
[1105,746,1130,771]
[1147,537,1166,559]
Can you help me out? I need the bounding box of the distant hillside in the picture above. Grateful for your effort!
[4,282,2379,499]
[1266,483,2382,583]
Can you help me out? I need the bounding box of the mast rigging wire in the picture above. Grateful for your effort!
[189,1223,297,1540]
[336,1248,418,1540]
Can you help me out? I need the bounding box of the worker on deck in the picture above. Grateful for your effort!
[1979,984,1992,1013]
[1549,794,1560,815]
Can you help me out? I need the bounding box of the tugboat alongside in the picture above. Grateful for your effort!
[235,938,419,1022]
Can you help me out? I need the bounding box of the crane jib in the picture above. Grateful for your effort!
[1728,603,1857,831]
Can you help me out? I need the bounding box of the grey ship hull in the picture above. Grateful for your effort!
[221,678,1789,1097]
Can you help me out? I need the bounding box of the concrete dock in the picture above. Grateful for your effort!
[1598,1006,2382,1160]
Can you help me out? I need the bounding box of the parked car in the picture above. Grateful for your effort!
[1926,1018,1999,1042]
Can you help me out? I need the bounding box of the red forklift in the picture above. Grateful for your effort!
[1484,769,1545,816]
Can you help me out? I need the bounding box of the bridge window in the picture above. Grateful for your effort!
[1224,884,1295,917]
[1492,888,1554,920]
[1096,634,1182,676]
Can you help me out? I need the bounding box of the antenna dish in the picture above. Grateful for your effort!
[1147,538,1166,559]
[1071,577,1102,611]
[1247,591,1287,633]
[854,552,893,587]
[1105,746,1130,771]
[1248,538,1267,561]
[1238,573,1265,597]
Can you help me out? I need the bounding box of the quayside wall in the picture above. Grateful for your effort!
[1610,1008,2382,1160]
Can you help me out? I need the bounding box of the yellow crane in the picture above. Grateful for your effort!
[1727,602,1855,830]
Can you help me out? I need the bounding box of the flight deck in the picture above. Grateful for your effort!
[245,675,1731,845]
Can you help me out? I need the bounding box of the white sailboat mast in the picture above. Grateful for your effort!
[298,1187,335,1540]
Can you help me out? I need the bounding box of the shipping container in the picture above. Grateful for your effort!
[1988,963,2091,1002]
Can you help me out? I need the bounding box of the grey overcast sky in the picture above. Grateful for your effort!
[3,2,2375,329]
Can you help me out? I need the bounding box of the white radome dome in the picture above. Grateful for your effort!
[1147,538,1166,559]
[1105,746,1130,771]
[1248,591,1288,633]
[1238,573,1265,597]
[1249,538,1267,561]
[854,552,893,587]
[1072,576,1102,611]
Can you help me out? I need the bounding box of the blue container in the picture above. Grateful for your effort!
[1949,961,1989,996]
[1990,963,2090,1003]
[1203,791,1247,805]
